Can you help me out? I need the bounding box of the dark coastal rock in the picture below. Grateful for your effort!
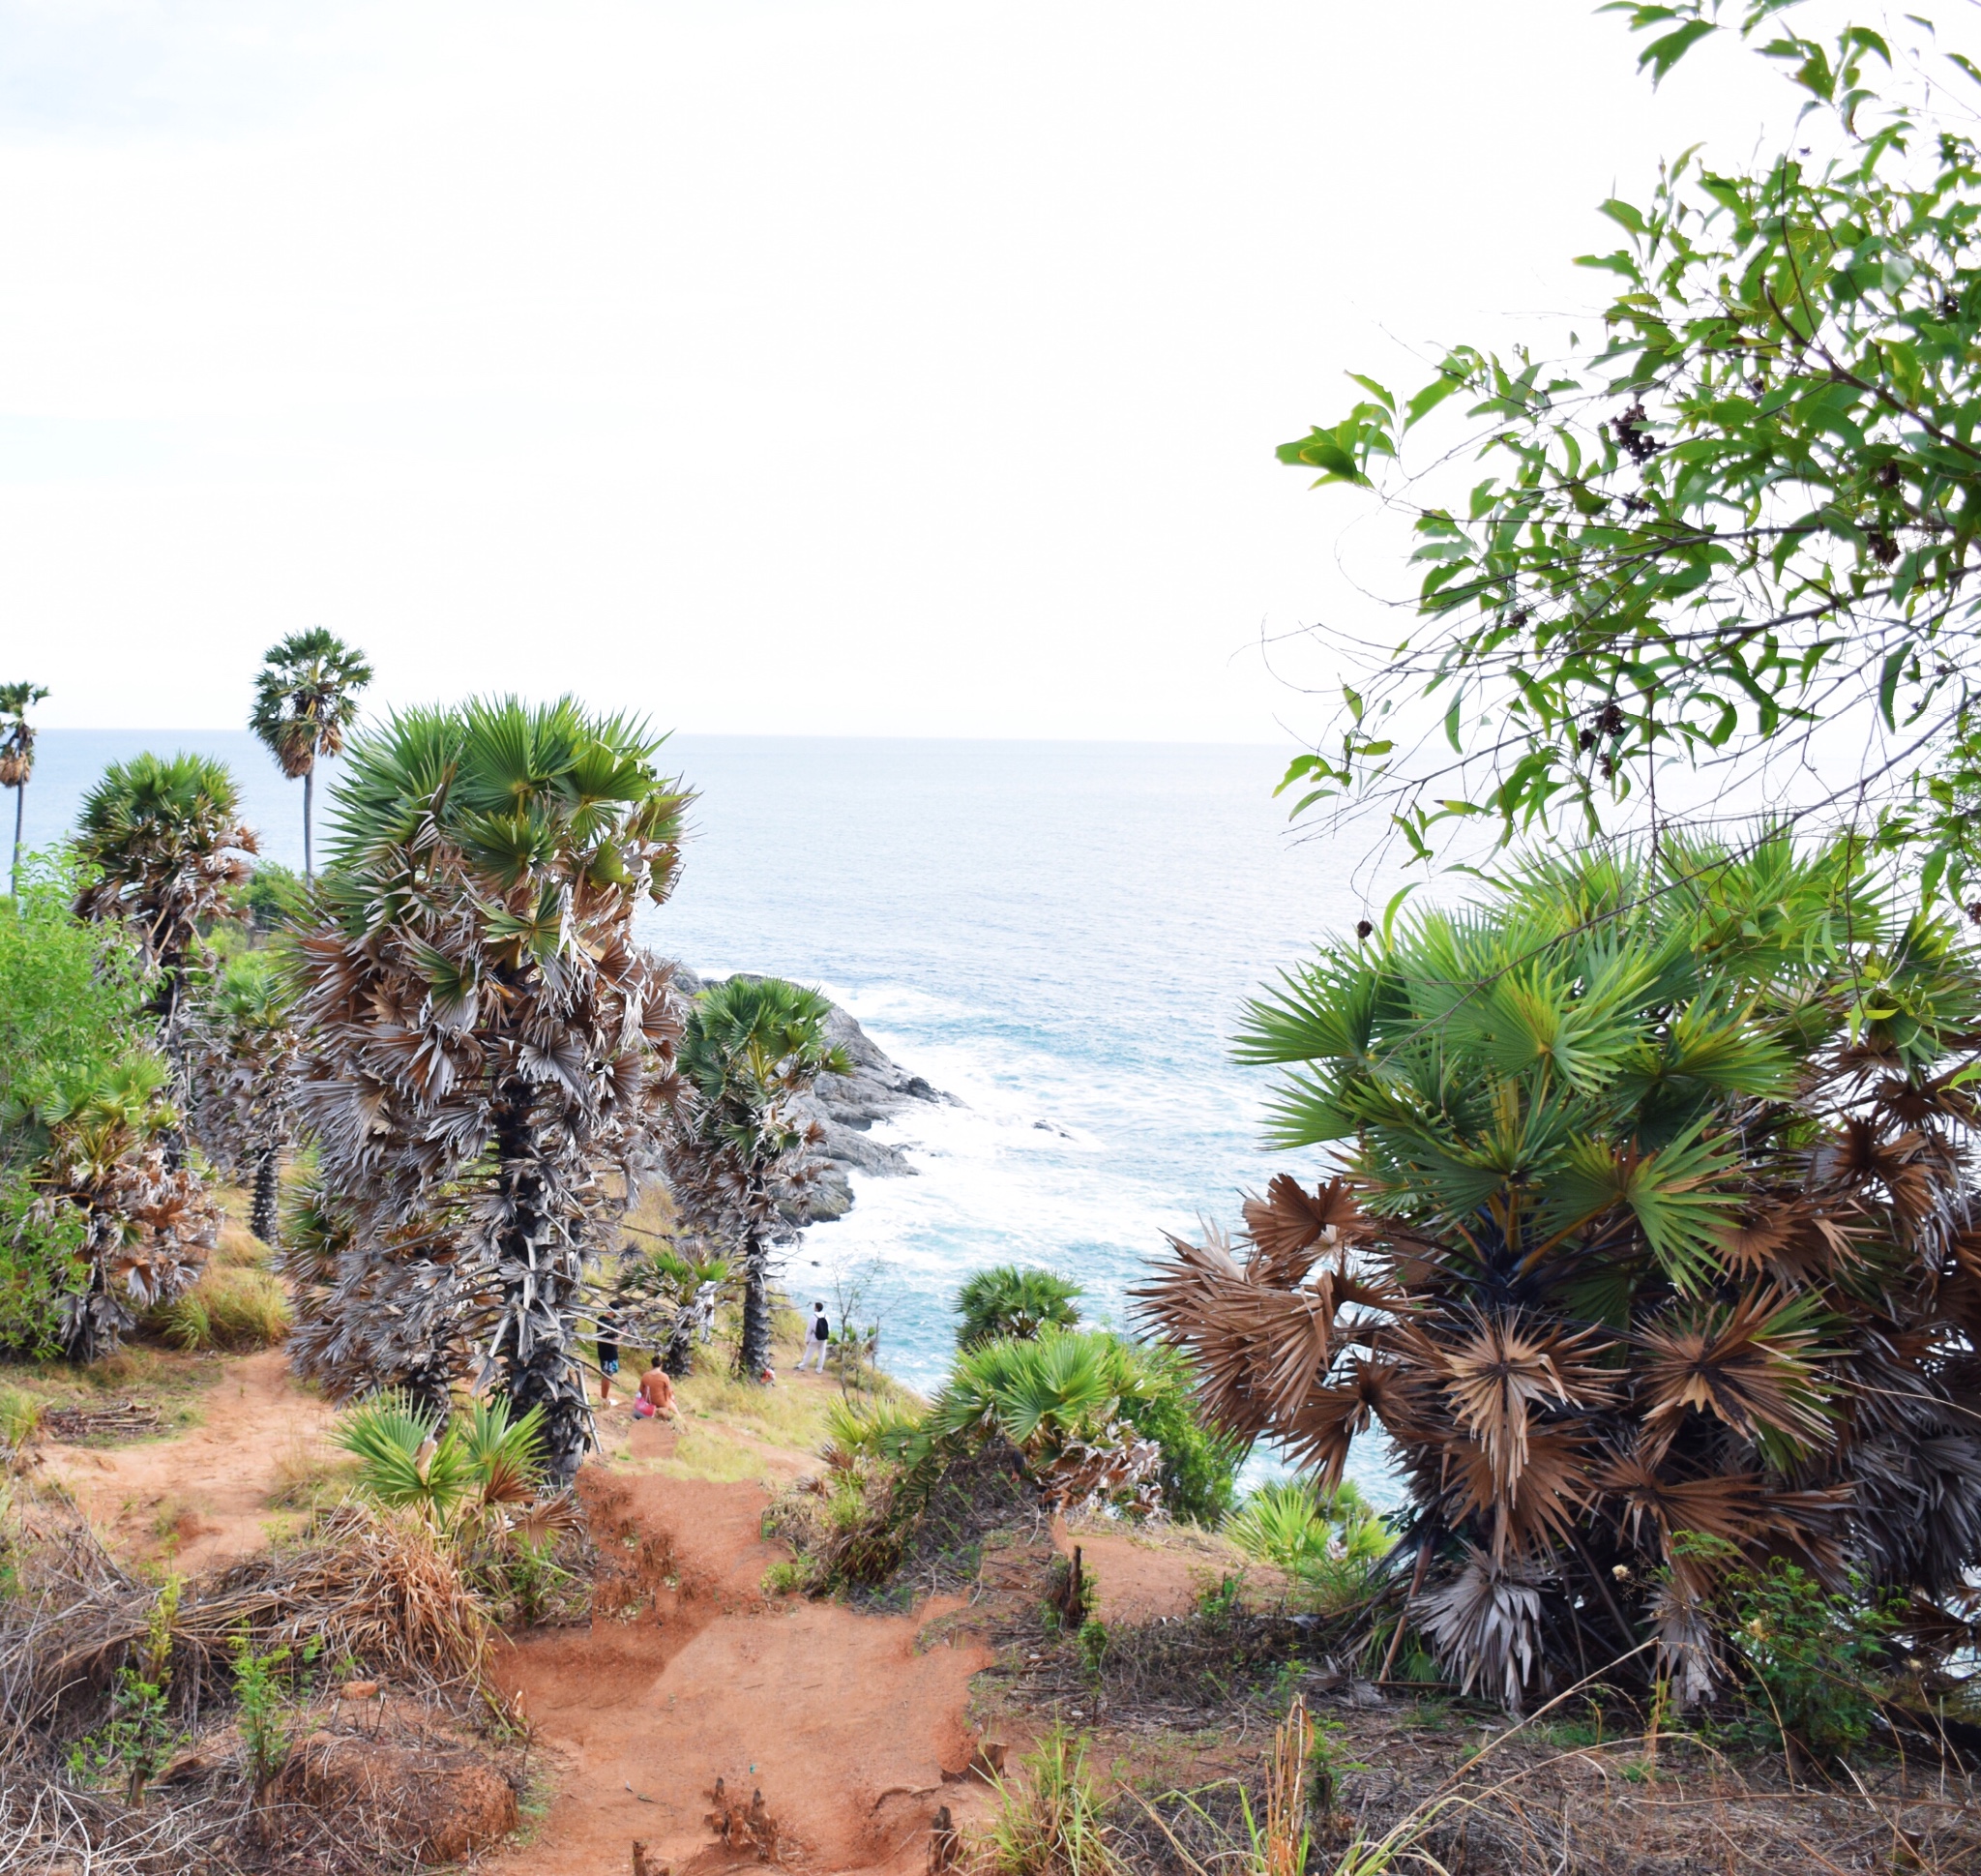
[670,965,951,1224]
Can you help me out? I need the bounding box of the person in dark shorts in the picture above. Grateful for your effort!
[596,1303,622,1406]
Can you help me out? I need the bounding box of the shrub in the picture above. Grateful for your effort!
[334,1391,548,1533]
[1722,1559,1901,1761]
[0,858,145,1114]
[0,1180,87,1358]
[927,1329,1240,1522]
[1111,1340,1242,1525]
[0,1382,44,1448]
[238,860,308,933]
[154,1264,292,1352]
[974,1727,1121,1876]
[1223,1479,1390,1609]
[232,1624,317,1788]
[955,1265,1083,1350]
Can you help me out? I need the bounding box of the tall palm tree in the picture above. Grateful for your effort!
[665,976,848,1381]
[288,697,691,1478]
[1139,833,1981,1710]
[185,950,301,1244]
[0,680,49,901]
[72,754,258,1057]
[249,629,373,879]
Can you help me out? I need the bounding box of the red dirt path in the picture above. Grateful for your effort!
[493,1468,993,1876]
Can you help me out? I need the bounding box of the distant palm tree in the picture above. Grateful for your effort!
[185,949,300,1245]
[0,680,49,901]
[249,628,373,879]
[665,976,848,1381]
[72,753,258,1054]
[288,696,691,1478]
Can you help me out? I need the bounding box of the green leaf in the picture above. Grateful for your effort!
[1638,18,1716,83]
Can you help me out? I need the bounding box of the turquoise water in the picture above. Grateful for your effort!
[23,730,1405,1497]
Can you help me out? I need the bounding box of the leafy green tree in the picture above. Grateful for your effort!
[0,862,162,1356]
[953,1264,1084,1350]
[1273,3,1981,901]
[249,629,373,880]
[0,680,48,902]
[71,753,257,1057]
[0,857,146,1114]
[288,697,690,1479]
[1142,833,1981,1708]
[665,976,849,1381]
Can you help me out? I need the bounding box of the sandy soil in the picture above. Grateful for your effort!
[1054,1516,1276,1623]
[494,1459,994,1876]
[42,1347,337,1572]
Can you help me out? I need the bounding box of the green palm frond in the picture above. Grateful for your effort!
[454,1395,548,1508]
[333,1392,476,1522]
[954,1266,1084,1349]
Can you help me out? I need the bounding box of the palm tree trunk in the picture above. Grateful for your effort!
[9,779,22,902]
[303,763,314,881]
[251,1144,281,1246]
[489,1075,591,1485]
[662,1298,696,1378]
[737,1199,775,1381]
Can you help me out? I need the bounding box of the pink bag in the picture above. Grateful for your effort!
[634,1397,656,1418]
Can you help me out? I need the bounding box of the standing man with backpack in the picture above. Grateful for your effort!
[798,1302,831,1372]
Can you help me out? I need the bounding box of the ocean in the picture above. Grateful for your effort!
[20,730,1407,1500]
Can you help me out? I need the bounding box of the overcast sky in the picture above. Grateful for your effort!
[0,1,1831,740]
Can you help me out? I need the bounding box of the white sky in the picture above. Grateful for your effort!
[0,1,1834,739]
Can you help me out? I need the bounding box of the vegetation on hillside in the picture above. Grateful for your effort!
[955,1263,1085,1349]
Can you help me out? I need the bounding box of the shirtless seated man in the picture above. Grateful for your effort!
[636,1364,677,1421]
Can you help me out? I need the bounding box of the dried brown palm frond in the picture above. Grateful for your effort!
[1436,1309,1617,1500]
[1635,1289,1833,1458]
[1414,1546,1548,1712]
[1437,1423,1593,1562]
[1241,1173,1368,1283]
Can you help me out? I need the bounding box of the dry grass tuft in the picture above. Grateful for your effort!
[152,1264,291,1353]
[2,1488,491,1738]
[266,1435,359,1512]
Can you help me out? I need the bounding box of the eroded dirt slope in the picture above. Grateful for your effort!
[495,1465,992,1876]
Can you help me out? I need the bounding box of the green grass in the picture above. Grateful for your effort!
[153,1266,291,1353]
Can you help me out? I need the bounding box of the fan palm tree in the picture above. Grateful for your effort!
[287,696,691,1479]
[249,628,373,879]
[665,976,849,1381]
[185,950,300,1244]
[9,1051,220,1361]
[954,1265,1084,1349]
[1138,832,1981,1710]
[0,680,48,902]
[71,753,258,1053]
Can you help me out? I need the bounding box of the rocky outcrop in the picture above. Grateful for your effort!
[670,967,950,1224]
